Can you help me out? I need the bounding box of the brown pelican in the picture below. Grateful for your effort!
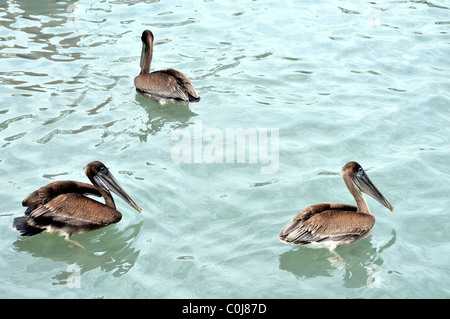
[280,162,393,263]
[13,161,142,247]
[134,30,200,103]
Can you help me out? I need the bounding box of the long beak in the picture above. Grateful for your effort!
[353,168,394,212]
[94,171,142,213]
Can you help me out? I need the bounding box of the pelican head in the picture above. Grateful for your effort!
[343,161,394,212]
[85,161,142,212]
[140,30,154,69]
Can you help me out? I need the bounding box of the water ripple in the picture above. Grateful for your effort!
[0,0,449,299]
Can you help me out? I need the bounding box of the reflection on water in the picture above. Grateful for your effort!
[134,93,198,141]
[278,230,396,288]
[13,221,143,283]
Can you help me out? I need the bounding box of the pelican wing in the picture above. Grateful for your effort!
[162,68,199,99]
[22,181,101,207]
[135,70,190,101]
[280,203,375,245]
[27,193,121,228]
[134,68,200,101]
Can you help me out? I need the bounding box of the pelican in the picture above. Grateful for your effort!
[279,162,393,263]
[13,161,142,247]
[134,30,200,103]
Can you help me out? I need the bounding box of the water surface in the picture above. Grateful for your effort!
[0,0,449,298]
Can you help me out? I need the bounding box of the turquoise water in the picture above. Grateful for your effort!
[0,0,449,299]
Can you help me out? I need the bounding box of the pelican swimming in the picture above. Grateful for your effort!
[134,30,200,103]
[279,162,393,262]
[13,161,142,246]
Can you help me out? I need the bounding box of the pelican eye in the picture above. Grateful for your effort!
[357,167,364,176]
[98,166,108,175]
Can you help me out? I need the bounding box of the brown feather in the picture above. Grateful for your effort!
[29,193,121,226]
[134,71,191,101]
[280,205,375,247]
[22,181,100,207]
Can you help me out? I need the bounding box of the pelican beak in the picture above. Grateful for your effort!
[353,168,394,212]
[94,170,142,213]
